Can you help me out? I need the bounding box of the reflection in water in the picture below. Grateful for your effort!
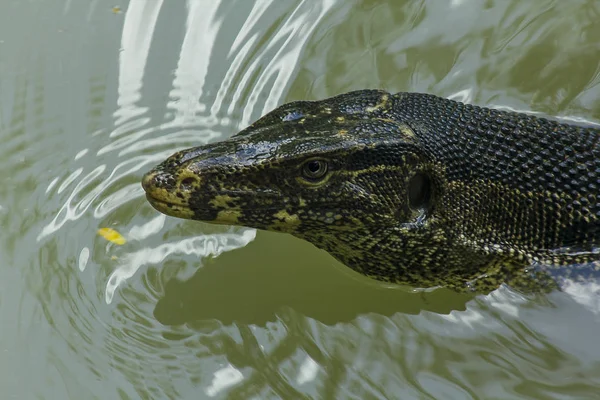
[29,0,355,398]
[205,364,245,397]
[1,0,600,398]
[114,0,164,126]
[167,0,220,127]
[561,280,600,314]
[105,225,256,303]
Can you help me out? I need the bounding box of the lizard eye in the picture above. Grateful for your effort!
[302,159,328,180]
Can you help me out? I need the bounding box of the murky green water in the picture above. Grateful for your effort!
[1,0,599,398]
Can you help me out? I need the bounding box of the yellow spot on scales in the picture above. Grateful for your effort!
[399,124,416,139]
[274,210,300,224]
[215,210,242,225]
[365,94,389,112]
[340,164,405,177]
[271,210,300,231]
[210,194,237,208]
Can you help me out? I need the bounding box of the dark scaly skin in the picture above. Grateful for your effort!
[142,90,600,293]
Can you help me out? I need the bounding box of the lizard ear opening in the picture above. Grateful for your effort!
[408,172,433,212]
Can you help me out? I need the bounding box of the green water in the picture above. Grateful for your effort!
[1,1,599,399]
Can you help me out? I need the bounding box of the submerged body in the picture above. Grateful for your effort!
[142,90,600,293]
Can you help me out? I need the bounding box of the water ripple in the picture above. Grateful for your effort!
[105,227,257,304]
[114,0,163,126]
[20,0,340,397]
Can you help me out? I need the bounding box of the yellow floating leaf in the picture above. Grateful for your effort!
[98,228,126,245]
[112,6,122,14]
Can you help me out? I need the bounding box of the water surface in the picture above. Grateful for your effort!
[1,0,600,398]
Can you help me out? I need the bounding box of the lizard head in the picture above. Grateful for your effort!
[143,89,600,292]
[142,90,438,242]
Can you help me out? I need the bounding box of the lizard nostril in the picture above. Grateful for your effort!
[142,171,176,191]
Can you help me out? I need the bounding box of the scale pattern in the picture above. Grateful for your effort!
[142,90,600,293]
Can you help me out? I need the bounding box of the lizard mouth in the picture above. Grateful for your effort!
[145,193,195,219]
[145,191,252,224]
